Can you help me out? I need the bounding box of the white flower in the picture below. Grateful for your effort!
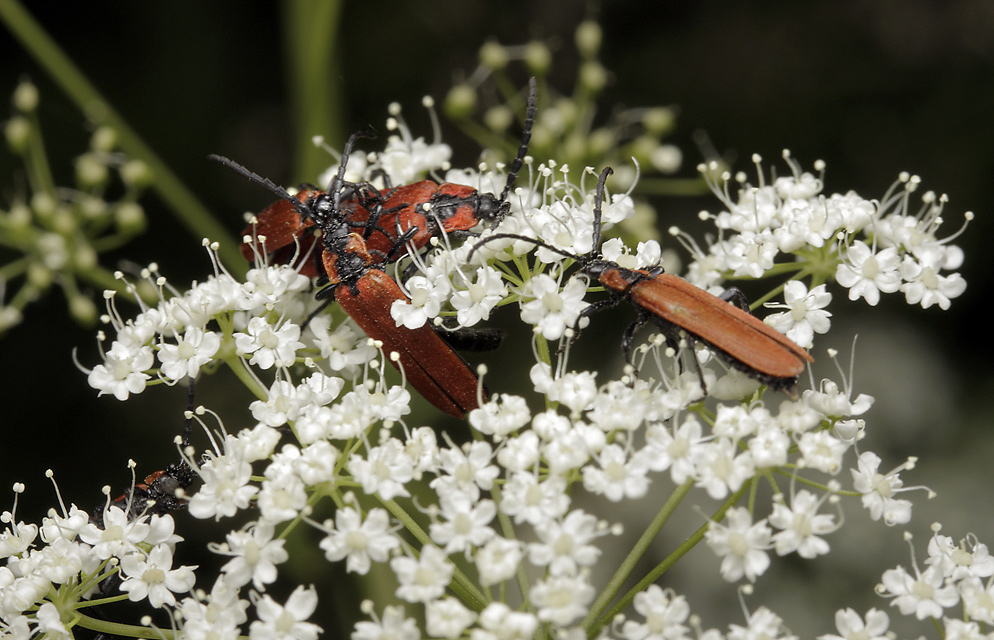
[177,579,249,640]
[390,546,454,603]
[319,506,400,575]
[187,453,259,520]
[475,537,524,587]
[880,564,959,620]
[797,431,849,475]
[899,260,966,310]
[429,492,497,554]
[519,274,588,341]
[942,618,986,640]
[35,603,69,640]
[835,241,901,305]
[234,317,304,369]
[817,608,890,640]
[157,326,221,380]
[0,520,37,558]
[391,275,444,330]
[500,472,570,526]
[249,585,322,640]
[308,316,377,377]
[769,490,837,558]
[426,597,477,640]
[472,602,539,640]
[119,544,196,608]
[352,605,420,640]
[722,231,779,279]
[620,585,691,640]
[468,394,532,439]
[727,606,794,640]
[763,281,832,349]
[349,440,414,501]
[704,507,772,583]
[531,574,595,626]
[450,266,506,326]
[693,438,756,500]
[582,443,651,501]
[87,342,154,400]
[643,416,706,484]
[546,371,599,415]
[527,510,603,576]
[257,474,307,524]
[851,452,913,525]
[957,577,994,624]
[79,505,151,559]
[926,534,994,582]
[429,441,499,501]
[218,522,288,590]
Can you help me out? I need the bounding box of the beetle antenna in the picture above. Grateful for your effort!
[328,130,376,215]
[467,232,576,264]
[496,77,537,217]
[209,154,313,222]
[588,166,614,259]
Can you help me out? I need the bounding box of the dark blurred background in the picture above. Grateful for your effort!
[1,1,992,637]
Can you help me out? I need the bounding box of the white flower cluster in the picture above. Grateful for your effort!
[691,151,968,319]
[0,485,196,638]
[3,122,978,640]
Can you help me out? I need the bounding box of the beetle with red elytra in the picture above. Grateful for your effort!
[211,135,486,418]
[229,78,536,277]
[468,167,814,398]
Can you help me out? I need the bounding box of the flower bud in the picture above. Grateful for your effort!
[27,261,54,289]
[115,202,147,234]
[79,195,108,221]
[5,117,31,154]
[69,293,98,325]
[575,21,602,58]
[524,41,552,75]
[483,105,513,133]
[6,202,32,230]
[479,41,508,70]
[13,81,39,112]
[90,126,117,153]
[642,107,676,135]
[120,159,153,188]
[31,192,57,220]
[579,61,607,94]
[76,153,109,188]
[74,243,98,270]
[0,306,24,332]
[444,84,477,120]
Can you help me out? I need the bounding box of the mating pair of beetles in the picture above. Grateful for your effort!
[213,79,812,418]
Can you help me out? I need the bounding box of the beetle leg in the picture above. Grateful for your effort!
[718,287,750,312]
[556,294,625,355]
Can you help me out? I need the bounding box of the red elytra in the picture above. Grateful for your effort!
[212,145,484,418]
[234,78,536,275]
[470,167,813,397]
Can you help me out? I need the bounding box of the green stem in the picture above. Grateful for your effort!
[380,498,488,611]
[0,0,244,273]
[588,483,750,638]
[73,612,175,640]
[582,479,693,632]
[282,0,344,183]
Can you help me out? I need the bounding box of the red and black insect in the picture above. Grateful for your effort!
[92,382,198,527]
[231,78,536,276]
[214,147,483,418]
[469,168,814,397]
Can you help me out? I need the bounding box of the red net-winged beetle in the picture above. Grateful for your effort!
[230,78,536,276]
[212,141,484,418]
[468,167,814,398]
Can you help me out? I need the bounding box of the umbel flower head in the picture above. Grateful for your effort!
[3,84,975,640]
